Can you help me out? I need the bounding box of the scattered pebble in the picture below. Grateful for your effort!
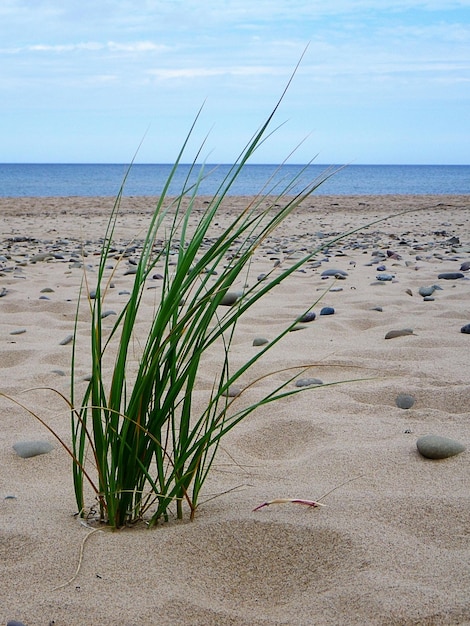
[13,441,54,458]
[416,435,466,460]
[289,323,307,331]
[223,386,242,397]
[376,273,394,281]
[321,268,348,278]
[253,337,269,346]
[461,324,470,334]
[298,311,316,323]
[59,334,74,345]
[219,291,242,306]
[320,307,335,316]
[396,393,415,409]
[460,261,470,271]
[437,272,464,280]
[295,378,323,387]
[385,329,415,339]
[9,329,26,335]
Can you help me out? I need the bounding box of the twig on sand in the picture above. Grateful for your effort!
[53,526,103,591]
[252,474,366,513]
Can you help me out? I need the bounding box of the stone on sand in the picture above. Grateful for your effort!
[13,441,54,458]
[416,435,465,460]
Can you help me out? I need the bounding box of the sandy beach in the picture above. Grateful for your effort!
[1,194,469,625]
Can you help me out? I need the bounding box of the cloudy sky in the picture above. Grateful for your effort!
[1,0,469,164]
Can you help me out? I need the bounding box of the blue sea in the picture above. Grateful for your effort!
[0,163,469,197]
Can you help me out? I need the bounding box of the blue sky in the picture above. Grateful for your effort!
[1,0,469,164]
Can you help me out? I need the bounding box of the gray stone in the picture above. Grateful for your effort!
[418,285,436,297]
[295,378,323,387]
[416,435,465,460]
[385,328,414,339]
[461,324,470,334]
[396,393,415,409]
[13,441,54,458]
[223,386,242,398]
[320,306,335,316]
[376,273,394,281]
[10,329,26,335]
[289,323,307,331]
[253,337,269,346]
[321,268,348,277]
[59,334,74,345]
[219,291,242,306]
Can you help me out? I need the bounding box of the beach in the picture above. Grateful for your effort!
[1,194,469,625]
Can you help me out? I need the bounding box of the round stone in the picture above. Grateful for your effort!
[376,273,394,281]
[320,306,335,316]
[461,324,470,334]
[416,435,466,460]
[396,393,415,409]
[418,285,436,297]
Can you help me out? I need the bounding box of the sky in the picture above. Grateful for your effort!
[1,0,469,164]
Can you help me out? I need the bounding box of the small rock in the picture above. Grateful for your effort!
[371,306,383,312]
[30,252,54,263]
[59,334,74,345]
[396,393,415,409]
[10,329,27,335]
[416,435,466,460]
[460,261,470,271]
[219,291,242,306]
[320,307,335,316]
[289,323,307,331]
[295,378,323,387]
[223,386,242,398]
[418,285,436,297]
[321,268,348,278]
[7,621,28,626]
[40,287,55,293]
[385,329,414,339]
[253,337,269,346]
[376,273,394,281]
[101,310,116,319]
[13,441,54,458]
[298,311,316,323]
[438,272,464,280]
[461,324,470,334]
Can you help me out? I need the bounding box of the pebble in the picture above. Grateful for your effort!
[223,386,242,397]
[101,310,116,319]
[7,621,28,626]
[10,329,26,335]
[423,296,434,301]
[253,337,269,346]
[295,378,323,387]
[385,329,415,339]
[40,287,55,293]
[396,393,415,409]
[375,273,394,281]
[320,307,335,316]
[438,272,464,280]
[418,285,437,297]
[29,252,54,262]
[298,311,316,323]
[289,323,307,332]
[59,334,74,345]
[416,435,466,460]
[371,306,383,312]
[219,291,242,306]
[461,324,470,334]
[13,441,54,458]
[460,261,470,271]
[321,268,348,278]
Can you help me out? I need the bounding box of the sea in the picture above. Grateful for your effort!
[0,163,469,197]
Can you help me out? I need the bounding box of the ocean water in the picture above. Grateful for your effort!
[0,163,469,197]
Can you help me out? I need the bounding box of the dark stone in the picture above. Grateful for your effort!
[460,261,470,271]
[320,307,335,316]
[219,291,241,306]
[385,329,414,339]
[438,272,464,280]
[416,435,466,460]
[298,311,316,323]
[461,324,470,334]
[253,337,269,346]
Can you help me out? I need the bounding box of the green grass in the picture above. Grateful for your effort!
[66,86,347,529]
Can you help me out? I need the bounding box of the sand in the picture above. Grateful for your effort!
[1,195,469,625]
